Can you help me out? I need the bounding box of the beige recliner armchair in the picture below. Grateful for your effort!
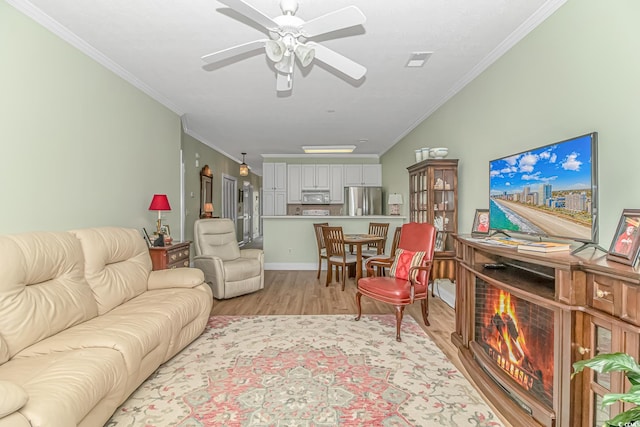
[193,218,264,299]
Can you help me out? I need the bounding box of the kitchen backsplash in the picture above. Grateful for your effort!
[287,204,343,216]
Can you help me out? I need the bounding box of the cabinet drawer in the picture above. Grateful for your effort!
[168,259,190,269]
[590,275,615,315]
[167,247,189,263]
[149,242,191,271]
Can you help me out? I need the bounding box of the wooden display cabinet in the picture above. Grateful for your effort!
[407,158,458,282]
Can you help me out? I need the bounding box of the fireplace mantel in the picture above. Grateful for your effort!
[453,235,640,427]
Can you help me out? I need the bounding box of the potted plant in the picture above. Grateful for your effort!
[572,352,640,426]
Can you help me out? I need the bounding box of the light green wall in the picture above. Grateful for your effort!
[1,2,181,236]
[382,0,640,246]
[181,131,261,243]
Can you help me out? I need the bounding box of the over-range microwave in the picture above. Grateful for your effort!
[301,191,330,205]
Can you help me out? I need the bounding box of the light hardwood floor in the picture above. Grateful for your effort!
[211,270,513,426]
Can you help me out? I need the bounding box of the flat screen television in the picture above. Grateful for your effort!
[489,132,600,252]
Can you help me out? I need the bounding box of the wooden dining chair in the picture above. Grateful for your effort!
[355,222,436,341]
[313,222,329,279]
[322,226,357,290]
[364,226,402,276]
[361,222,390,259]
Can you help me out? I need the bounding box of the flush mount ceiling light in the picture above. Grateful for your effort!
[302,145,356,154]
[405,51,433,68]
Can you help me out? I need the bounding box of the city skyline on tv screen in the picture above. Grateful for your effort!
[489,133,596,242]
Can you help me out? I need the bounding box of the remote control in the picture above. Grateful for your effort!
[483,263,506,269]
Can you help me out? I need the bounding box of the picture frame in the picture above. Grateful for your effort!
[472,209,490,235]
[607,209,640,266]
[160,225,171,238]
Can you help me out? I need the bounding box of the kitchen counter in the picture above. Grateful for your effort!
[262,216,406,270]
[262,215,404,219]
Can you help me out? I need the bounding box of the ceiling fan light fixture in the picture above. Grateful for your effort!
[294,44,315,67]
[303,145,356,154]
[274,52,294,73]
[265,39,286,62]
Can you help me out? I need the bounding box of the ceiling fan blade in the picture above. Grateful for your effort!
[300,6,366,38]
[201,39,267,65]
[276,72,293,92]
[307,42,366,80]
[218,0,280,32]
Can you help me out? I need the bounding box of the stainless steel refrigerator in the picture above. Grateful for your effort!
[343,186,383,216]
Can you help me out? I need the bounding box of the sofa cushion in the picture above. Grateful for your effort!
[0,348,127,427]
[0,232,98,361]
[15,306,169,383]
[109,286,213,360]
[70,227,152,315]
[0,380,28,417]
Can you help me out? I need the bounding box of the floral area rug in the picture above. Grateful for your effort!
[107,315,505,426]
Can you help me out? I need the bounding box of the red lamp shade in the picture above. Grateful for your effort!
[148,194,171,211]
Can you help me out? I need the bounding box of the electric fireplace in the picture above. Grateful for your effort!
[475,279,554,408]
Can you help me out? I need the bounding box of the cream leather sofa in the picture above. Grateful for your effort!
[193,218,264,299]
[0,227,213,427]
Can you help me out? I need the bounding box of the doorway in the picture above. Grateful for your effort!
[221,174,237,222]
[242,182,253,244]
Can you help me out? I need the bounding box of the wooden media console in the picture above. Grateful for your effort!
[453,235,640,426]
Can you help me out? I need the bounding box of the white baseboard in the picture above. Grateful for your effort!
[265,262,318,271]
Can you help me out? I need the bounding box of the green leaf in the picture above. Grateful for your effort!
[605,406,640,426]
[602,391,640,406]
[573,352,640,377]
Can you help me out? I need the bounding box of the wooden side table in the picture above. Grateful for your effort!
[149,241,191,270]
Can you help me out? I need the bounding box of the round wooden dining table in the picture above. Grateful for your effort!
[343,234,384,281]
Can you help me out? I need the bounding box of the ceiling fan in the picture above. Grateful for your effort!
[201,0,367,92]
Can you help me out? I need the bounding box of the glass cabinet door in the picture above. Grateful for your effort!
[585,316,620,427]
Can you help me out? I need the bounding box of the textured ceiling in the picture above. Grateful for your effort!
[9,0,565,175]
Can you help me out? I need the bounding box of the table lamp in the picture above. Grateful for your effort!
[148,194,171,233]
[388,193,403,216]
[204,202,214,218]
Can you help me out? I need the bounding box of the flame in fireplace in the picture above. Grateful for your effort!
[495,291,527,364]
[476,281,553,407]
[487,290,539,391]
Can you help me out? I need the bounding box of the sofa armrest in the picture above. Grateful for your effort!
[147,267,205,290]
[240,248,263,260]
[0,380,28,418]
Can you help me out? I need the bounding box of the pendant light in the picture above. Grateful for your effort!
[239,153,249,177]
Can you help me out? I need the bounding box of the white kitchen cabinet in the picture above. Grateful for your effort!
[287,164,302,203]
[263,162,287,191]
[301,164,330,189]
[343,164,382,186]
[263,162,287,215]
[329,164,344,204]
[263,190,287,216]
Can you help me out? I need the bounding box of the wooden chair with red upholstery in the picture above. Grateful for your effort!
[354,222,436,341]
